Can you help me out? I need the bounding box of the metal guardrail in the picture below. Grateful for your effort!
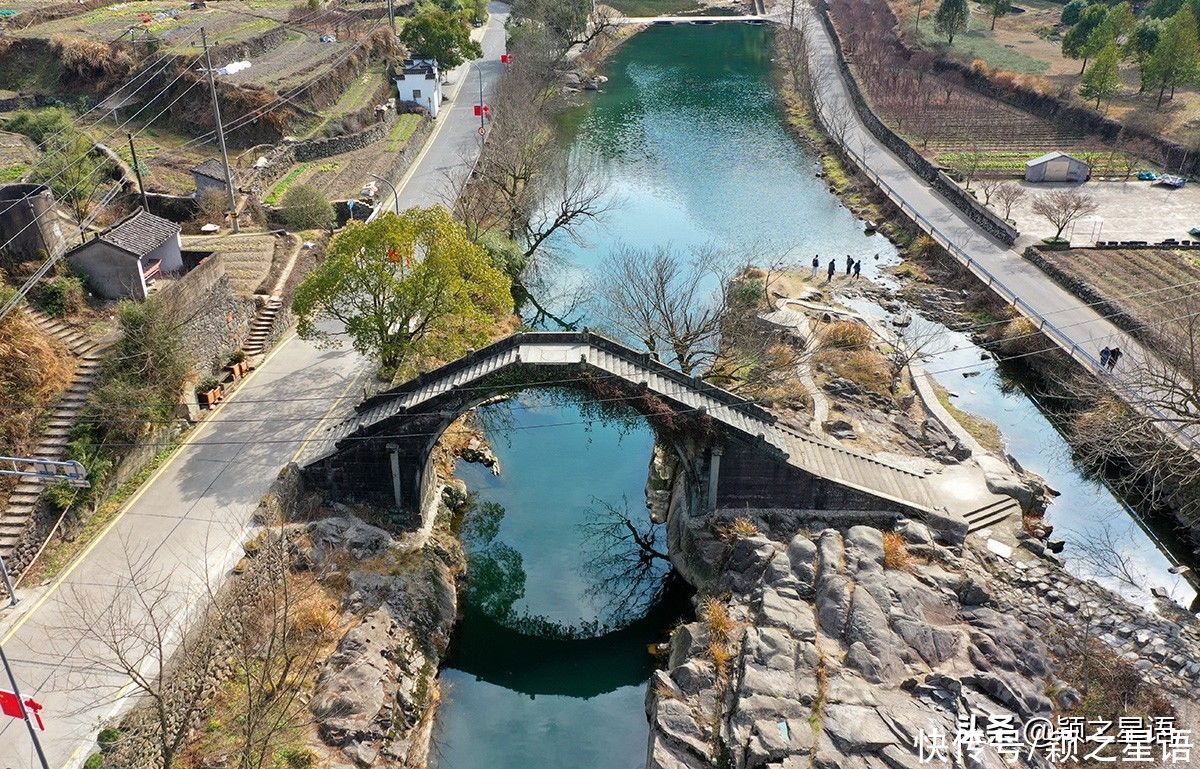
[832,136,1200,452]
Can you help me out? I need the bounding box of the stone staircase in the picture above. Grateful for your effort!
[0,310,110,559]
[963,496,1023,534]
[242,295,283,357]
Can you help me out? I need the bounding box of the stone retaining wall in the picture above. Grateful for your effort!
[816,6,1020,246]
[158,254,257,376]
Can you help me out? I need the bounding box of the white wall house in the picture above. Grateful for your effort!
[66,209,183,300]
[395,58,441,118]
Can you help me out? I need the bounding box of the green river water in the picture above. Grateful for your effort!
[432,22,1197,769]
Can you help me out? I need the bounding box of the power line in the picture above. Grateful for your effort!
[0,76,207,322]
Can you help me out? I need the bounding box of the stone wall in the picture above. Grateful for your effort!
[816,6,1020,246]
[157,254,256,376]
[1020,245,1158,350]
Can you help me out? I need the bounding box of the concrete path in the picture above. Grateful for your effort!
[792,3,1191,441]
[0,6,509,768]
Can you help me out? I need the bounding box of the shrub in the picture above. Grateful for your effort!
[83,754,103,769]
[194,188,227,223]
[3,107,75,146]
[279,184,334,231]
[818,320,873,351]
[96,727,120,749]
[86,298,189,444]
[276,747,319,768]
[33,274,84,317]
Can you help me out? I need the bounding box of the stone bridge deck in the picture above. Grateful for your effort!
[309,332,941,518]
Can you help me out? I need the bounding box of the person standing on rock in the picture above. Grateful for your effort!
[1107,347,1122,371]
[1100,346,1111,370]
[853,259,862,279]
[826,259,836,283]
[811,254,820,278]
[845,254,853,275]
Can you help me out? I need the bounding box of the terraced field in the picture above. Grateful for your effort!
[87,118,213,194]
[1038,247,1200,345]
[181,231,282,294]
[265,113,426,202]
[0,130,36,182]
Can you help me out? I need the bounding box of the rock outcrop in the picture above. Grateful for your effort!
[647,518,1079,768]
[299,514,462,768]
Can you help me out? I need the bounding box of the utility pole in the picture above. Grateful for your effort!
[127,133,148,211]
[201,27,240,233]
[0,644,49,769]
[387,0,395,34]
[369,173,399,216]
[789,0,796,27]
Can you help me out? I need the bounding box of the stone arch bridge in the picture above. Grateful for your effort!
[303,332,945,531]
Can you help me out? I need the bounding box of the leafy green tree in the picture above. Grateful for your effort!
[1061,0,1088,26]
[1144,7,1200,106]
[31,133,109,239]
[1062,4,1111,72]
[292,207,512,373]
[278,183,334,231]
[398,8,483,71]
[934,0,969,43]
[1080,41,1122,106]
[1147,0,1183,19]
[1125,18,1163,90]
[984,0,1010,30]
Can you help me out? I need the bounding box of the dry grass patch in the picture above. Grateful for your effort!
[815,347,893,397]
[883,531,926,570]
[932,382,1004,454]
[818,320,874,351]
[701,597,737,679]
[717,516,760,541]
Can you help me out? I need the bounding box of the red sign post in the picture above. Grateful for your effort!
[500,53,512,64]
[0,690,45,730]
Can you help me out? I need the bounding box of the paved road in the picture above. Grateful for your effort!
[0,7,508,767]
[796,5,1154,375]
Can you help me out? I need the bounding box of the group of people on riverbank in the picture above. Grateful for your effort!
[812,254,866,283]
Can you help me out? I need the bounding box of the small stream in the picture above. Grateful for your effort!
[433,22,1197,769]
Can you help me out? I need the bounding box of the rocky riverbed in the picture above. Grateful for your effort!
[647,509,1200,768]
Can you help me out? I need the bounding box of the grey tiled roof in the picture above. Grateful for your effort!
[96,210,180,257]
[191,158,230,181]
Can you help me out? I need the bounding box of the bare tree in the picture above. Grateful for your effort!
[595,244,729,376]
[952,141,985,191]
[54,539,226,769]
[1031,189,1098,241]
[992,182,1026,220]
[887,316,947,394]
[228,535,338,769]
[977,176,1003,206]
[1069,306,1200,531]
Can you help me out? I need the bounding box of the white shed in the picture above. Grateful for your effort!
[395,58,441,118]
[1025,151,1090,183]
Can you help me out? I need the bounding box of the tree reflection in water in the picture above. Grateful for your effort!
[458,493,674,637]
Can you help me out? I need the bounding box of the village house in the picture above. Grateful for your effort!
[191,158,236,198]
[395,58,441,118]
[65,209,183,300]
